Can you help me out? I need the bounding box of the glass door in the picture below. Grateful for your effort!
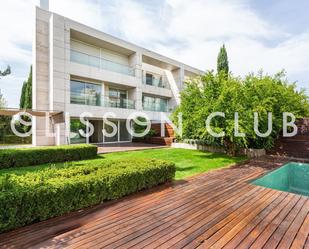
[103,120,118,143]
[119,120,131,142]
[103,120,132,143]
[119,91,127,108]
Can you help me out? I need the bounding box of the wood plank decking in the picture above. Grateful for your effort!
[0,157,308,248]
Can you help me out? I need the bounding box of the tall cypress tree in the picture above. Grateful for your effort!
[20,66,32,109]
[20,82,27,109]
[24,66,32,109]
[217,44,229,76]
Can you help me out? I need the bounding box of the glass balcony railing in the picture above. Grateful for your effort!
[143,102,168,112]
[143,77,170,89]
[70,50,136,77]
[70,92,135,109]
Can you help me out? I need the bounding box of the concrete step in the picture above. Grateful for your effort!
[133,137,174,146]
[151,123,175,138]
[149,137,174,146]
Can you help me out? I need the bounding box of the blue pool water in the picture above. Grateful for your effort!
[252,162,309,196]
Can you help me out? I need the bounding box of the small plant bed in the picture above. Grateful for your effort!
[0,144,97,169]
[102,148,246,179]
[0,158,175,233]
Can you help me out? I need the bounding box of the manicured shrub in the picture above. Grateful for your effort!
[0,158,175,232]
[0,144,97,169]
[1,135,32,145]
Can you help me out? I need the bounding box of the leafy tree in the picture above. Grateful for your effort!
[173,71,309,155]
[0,65,11,78]
[0,91,10,142]
[0,65,31,143]
[133,117,157,138]
[217,44,229,76]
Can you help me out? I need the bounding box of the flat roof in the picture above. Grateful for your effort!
[37,6,205,75]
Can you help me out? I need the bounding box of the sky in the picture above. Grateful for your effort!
[0,0,309,108]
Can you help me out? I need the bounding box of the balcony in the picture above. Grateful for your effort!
[70,50,136,77]
[143,102,168,112]
[71,92,135,109]
[143,75,170,89]
[142,95,169,112]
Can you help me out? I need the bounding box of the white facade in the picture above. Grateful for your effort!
[33,7,203,146]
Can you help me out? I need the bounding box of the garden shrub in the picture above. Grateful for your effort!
[0,158,175,232]
[0,144,97,169]
[1,135,32,145]
[132,116,157,138]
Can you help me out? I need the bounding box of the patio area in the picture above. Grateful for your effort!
[96,142,167,154]
[0,156,308,248]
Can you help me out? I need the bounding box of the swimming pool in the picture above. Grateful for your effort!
[252,162,309,196]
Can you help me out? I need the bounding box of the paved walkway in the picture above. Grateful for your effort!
[0,144,33,149]
[97,142,167,154]
[0,156,308,248]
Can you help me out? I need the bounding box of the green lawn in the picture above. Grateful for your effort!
[0,148,246,180]
[101,148,246,179]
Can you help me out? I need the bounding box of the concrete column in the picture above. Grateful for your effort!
[129,52,143,111]
[65,112,71,145]
[49,13,70,145]
[172,66,185,90]
[33,7,55,146]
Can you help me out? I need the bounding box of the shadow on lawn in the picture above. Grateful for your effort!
[195,152,242,161]
[175,166,195,172]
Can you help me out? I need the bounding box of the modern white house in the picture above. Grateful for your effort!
[33,3,203,146]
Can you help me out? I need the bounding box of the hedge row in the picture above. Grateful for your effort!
[0,158,175,232]
[0,144,98,169]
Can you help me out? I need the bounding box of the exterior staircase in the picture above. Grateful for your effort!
[148,123,175,146]
[133,123,175,146]
[268,118,309,159]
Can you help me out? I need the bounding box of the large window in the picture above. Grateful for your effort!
[70,80,102,106]
[108,88,128,108]
[143,95,168,112]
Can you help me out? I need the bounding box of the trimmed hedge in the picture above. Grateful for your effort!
[0,144,97,169]
[0,158,175,232]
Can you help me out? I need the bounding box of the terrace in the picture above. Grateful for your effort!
[0,153,307,248]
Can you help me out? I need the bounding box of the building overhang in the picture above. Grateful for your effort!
[0,108,64,123]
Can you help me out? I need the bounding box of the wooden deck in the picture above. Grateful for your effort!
[0,157,308,248]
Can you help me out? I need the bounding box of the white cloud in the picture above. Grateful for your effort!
[112,0,309,91]
[101,0,309,83]
[0,0,34,64]
[166,0,284,41]
[50,0,104,31]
